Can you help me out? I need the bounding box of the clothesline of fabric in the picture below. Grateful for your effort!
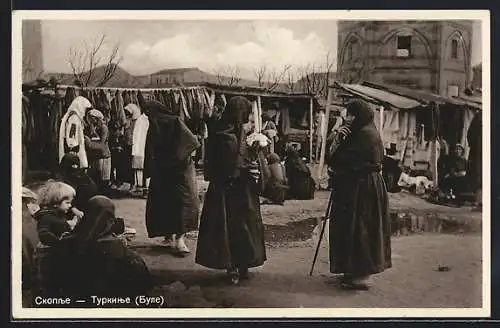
[55,84,205,92]
[51,83,316,100]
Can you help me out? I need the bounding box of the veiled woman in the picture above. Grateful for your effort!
[327,99,392,290]
[143,100,201,255]
[58,196,152,298]
[196,96,267,285]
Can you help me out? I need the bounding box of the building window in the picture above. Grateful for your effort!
[396,35,412,58]
[345,39,357,63]
[451,39,458,59]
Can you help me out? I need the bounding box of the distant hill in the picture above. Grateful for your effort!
[44,65,330,93]
[44,64,144,88]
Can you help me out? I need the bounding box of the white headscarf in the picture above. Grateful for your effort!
[58,96,92,168]
[124,103,141,120]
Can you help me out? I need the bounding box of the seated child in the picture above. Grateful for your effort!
[33,181,77,295]
[22,187,40,290]
[35,181,77,246]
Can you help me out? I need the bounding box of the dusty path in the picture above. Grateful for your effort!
[133,234,482,308]
[113,193,483,308]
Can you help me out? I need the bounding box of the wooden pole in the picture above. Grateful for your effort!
[379,105,385,154]
[257,96,262,133]
[309,97,314,163]
[317,88,332,182]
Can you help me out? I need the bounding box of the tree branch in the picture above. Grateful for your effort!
[67,33,121,87]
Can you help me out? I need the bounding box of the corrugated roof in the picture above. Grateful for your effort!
[360,81,482,110]
[333,82,425,110]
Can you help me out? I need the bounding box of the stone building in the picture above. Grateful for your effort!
[337,20,473,96]
[22,20,44,83]
[137,67,212,87]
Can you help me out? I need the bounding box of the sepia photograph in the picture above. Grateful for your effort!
[12,10,490,319]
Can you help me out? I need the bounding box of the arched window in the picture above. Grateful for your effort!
[346,43,353,62]
[396,35,412,57]
[451,39,459,59]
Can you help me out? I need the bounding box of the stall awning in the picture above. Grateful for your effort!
[332,82,425,110]
[360,81,482,110]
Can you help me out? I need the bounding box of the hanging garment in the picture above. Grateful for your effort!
[131,90,139,106]
[96,89,112,123]
[123,90,132,106]
[49,97,65,172]
[280,107,291,136]
[64,87,77,112]
[132,113,150,170]
[180,90,191,120]
[137,90,146,110]
[460,109,476,159]
[22,96,30,179]
[58,96,92,168]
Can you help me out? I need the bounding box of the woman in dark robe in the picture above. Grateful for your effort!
[196,96,267,285]
[59,153,98,214]
[284,147,315,200]
[144,100,201,256]
[58,152,129,235]
[59,196,152,298]
[441,144,468,197]
[327,99,391,290]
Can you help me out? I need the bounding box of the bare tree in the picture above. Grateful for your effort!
[285,66,299,93]
[296,50,335,98]
[67,34,122,87]
[213,65,242,87]
[253,64,292,92]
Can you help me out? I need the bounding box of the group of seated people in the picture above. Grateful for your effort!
[22,153,153,302]
[260,144,316,205]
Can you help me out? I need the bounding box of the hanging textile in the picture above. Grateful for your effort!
[137,90,147,110]
[64,87,77,110]
[123,90,133,106]
[460,108,476,159]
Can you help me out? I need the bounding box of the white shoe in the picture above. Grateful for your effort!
[175,236,190,254]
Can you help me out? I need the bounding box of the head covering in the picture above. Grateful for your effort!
[88,109,104,121]
[71,196,116,246]
[22,187,38,201]
[267,153,281,165]
[219,96,252,138]
[68,96,93,118]
[285,146,309,174]
[455,143,465,155]
[345,99,374,130]
[143,99,173,117]
[59,152,81,178]
[124,103,141,120]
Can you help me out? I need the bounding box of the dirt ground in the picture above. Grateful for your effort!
[113,191,483,308]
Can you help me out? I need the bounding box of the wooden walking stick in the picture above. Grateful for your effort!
[309,190,334,276]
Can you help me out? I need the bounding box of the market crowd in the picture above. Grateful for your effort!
[21,90,483,300]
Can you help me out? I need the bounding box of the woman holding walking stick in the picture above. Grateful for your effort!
[326,99,392,290]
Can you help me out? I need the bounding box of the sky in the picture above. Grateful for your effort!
[40,20,482,79]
